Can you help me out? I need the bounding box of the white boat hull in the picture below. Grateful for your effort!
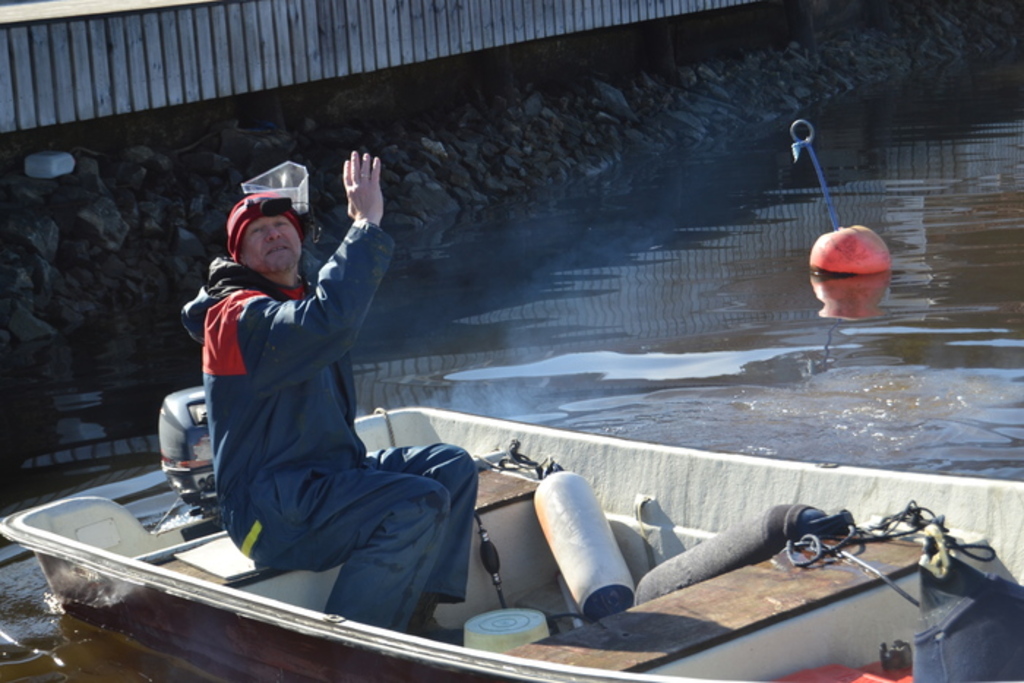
[3,407,1021,681]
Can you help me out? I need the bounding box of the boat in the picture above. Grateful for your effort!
[3,388,1024,682]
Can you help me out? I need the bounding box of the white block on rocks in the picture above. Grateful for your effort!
[24,151,76,179]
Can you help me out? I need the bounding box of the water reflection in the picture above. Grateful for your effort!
[0,611,221,683]
[811,271,891,320]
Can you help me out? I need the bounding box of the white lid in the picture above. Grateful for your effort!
[463,608,549,652]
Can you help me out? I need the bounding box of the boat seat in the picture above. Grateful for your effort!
[171,534,263,582]
[507,540,922,673]
[155,469,538,586]
[145,532,278,586]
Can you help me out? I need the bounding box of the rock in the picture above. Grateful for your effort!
[109,160,147,190]
[0,264,33,306]
[190,209,227,247]
[399,181,461,219]
[401,170,431,186]
[421,137,448,160]
[0,210,60,262]
[181,150,233,175]
[6,302,57,343]
[0,174,58,205]
[138,200,168,238]
[176,228,207,260]
[76,196,131,251]
[73,155,110,196]
[386,212,427,231]
[664,110,708,136]
[482,175,510,193]
[26,254,58,310]
[218,125,297,176]
[122,145,158,164]
[592,79,639,123]
[246,131,299,178]
[523,91,545,117]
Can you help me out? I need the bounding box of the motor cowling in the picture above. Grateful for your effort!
[158,387,218,520]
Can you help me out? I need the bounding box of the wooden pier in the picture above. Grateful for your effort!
[0,0,771,135]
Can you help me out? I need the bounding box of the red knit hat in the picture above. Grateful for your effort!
[225,193,304,263]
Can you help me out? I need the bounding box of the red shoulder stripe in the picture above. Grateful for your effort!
[202,291,265,376]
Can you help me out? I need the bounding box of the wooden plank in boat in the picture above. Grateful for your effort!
[508,540,921,672]
[475,469,538,513]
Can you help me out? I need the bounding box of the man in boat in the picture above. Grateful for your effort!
[181,151,478,633]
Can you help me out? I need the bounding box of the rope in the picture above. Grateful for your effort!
[373,407,396,447]
[634,495,658,573]
[493,439,563,479]
[786,501,997,606]
[790,119,841,232]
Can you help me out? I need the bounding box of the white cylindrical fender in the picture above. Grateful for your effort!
[534,471,634,620]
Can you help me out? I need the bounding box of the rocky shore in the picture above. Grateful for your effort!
[0,0,1021,374]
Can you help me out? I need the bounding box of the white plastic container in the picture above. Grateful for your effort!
[241,160,309,214]
[24,151,75,179]
[463,609,549,652]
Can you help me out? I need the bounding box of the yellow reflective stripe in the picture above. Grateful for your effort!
[240,520,263,557]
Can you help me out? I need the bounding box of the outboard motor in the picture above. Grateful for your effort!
[158,387,218,521]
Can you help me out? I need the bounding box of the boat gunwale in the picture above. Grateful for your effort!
[382,406,1014,487]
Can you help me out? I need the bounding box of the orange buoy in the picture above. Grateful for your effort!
[810,270,890,320]
[809,225,891,275]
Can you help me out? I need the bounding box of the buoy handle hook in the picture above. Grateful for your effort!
[790,118,815,144]
[789,119,841,232]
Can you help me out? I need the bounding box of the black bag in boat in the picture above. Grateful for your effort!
[914,554,1024,682]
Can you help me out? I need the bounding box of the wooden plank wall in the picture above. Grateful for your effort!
[0,0,762,134]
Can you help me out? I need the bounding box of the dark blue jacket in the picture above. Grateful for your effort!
[181,222,394,550]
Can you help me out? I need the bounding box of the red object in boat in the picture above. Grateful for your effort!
[776,662,913,683]
[809,225,892,275]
